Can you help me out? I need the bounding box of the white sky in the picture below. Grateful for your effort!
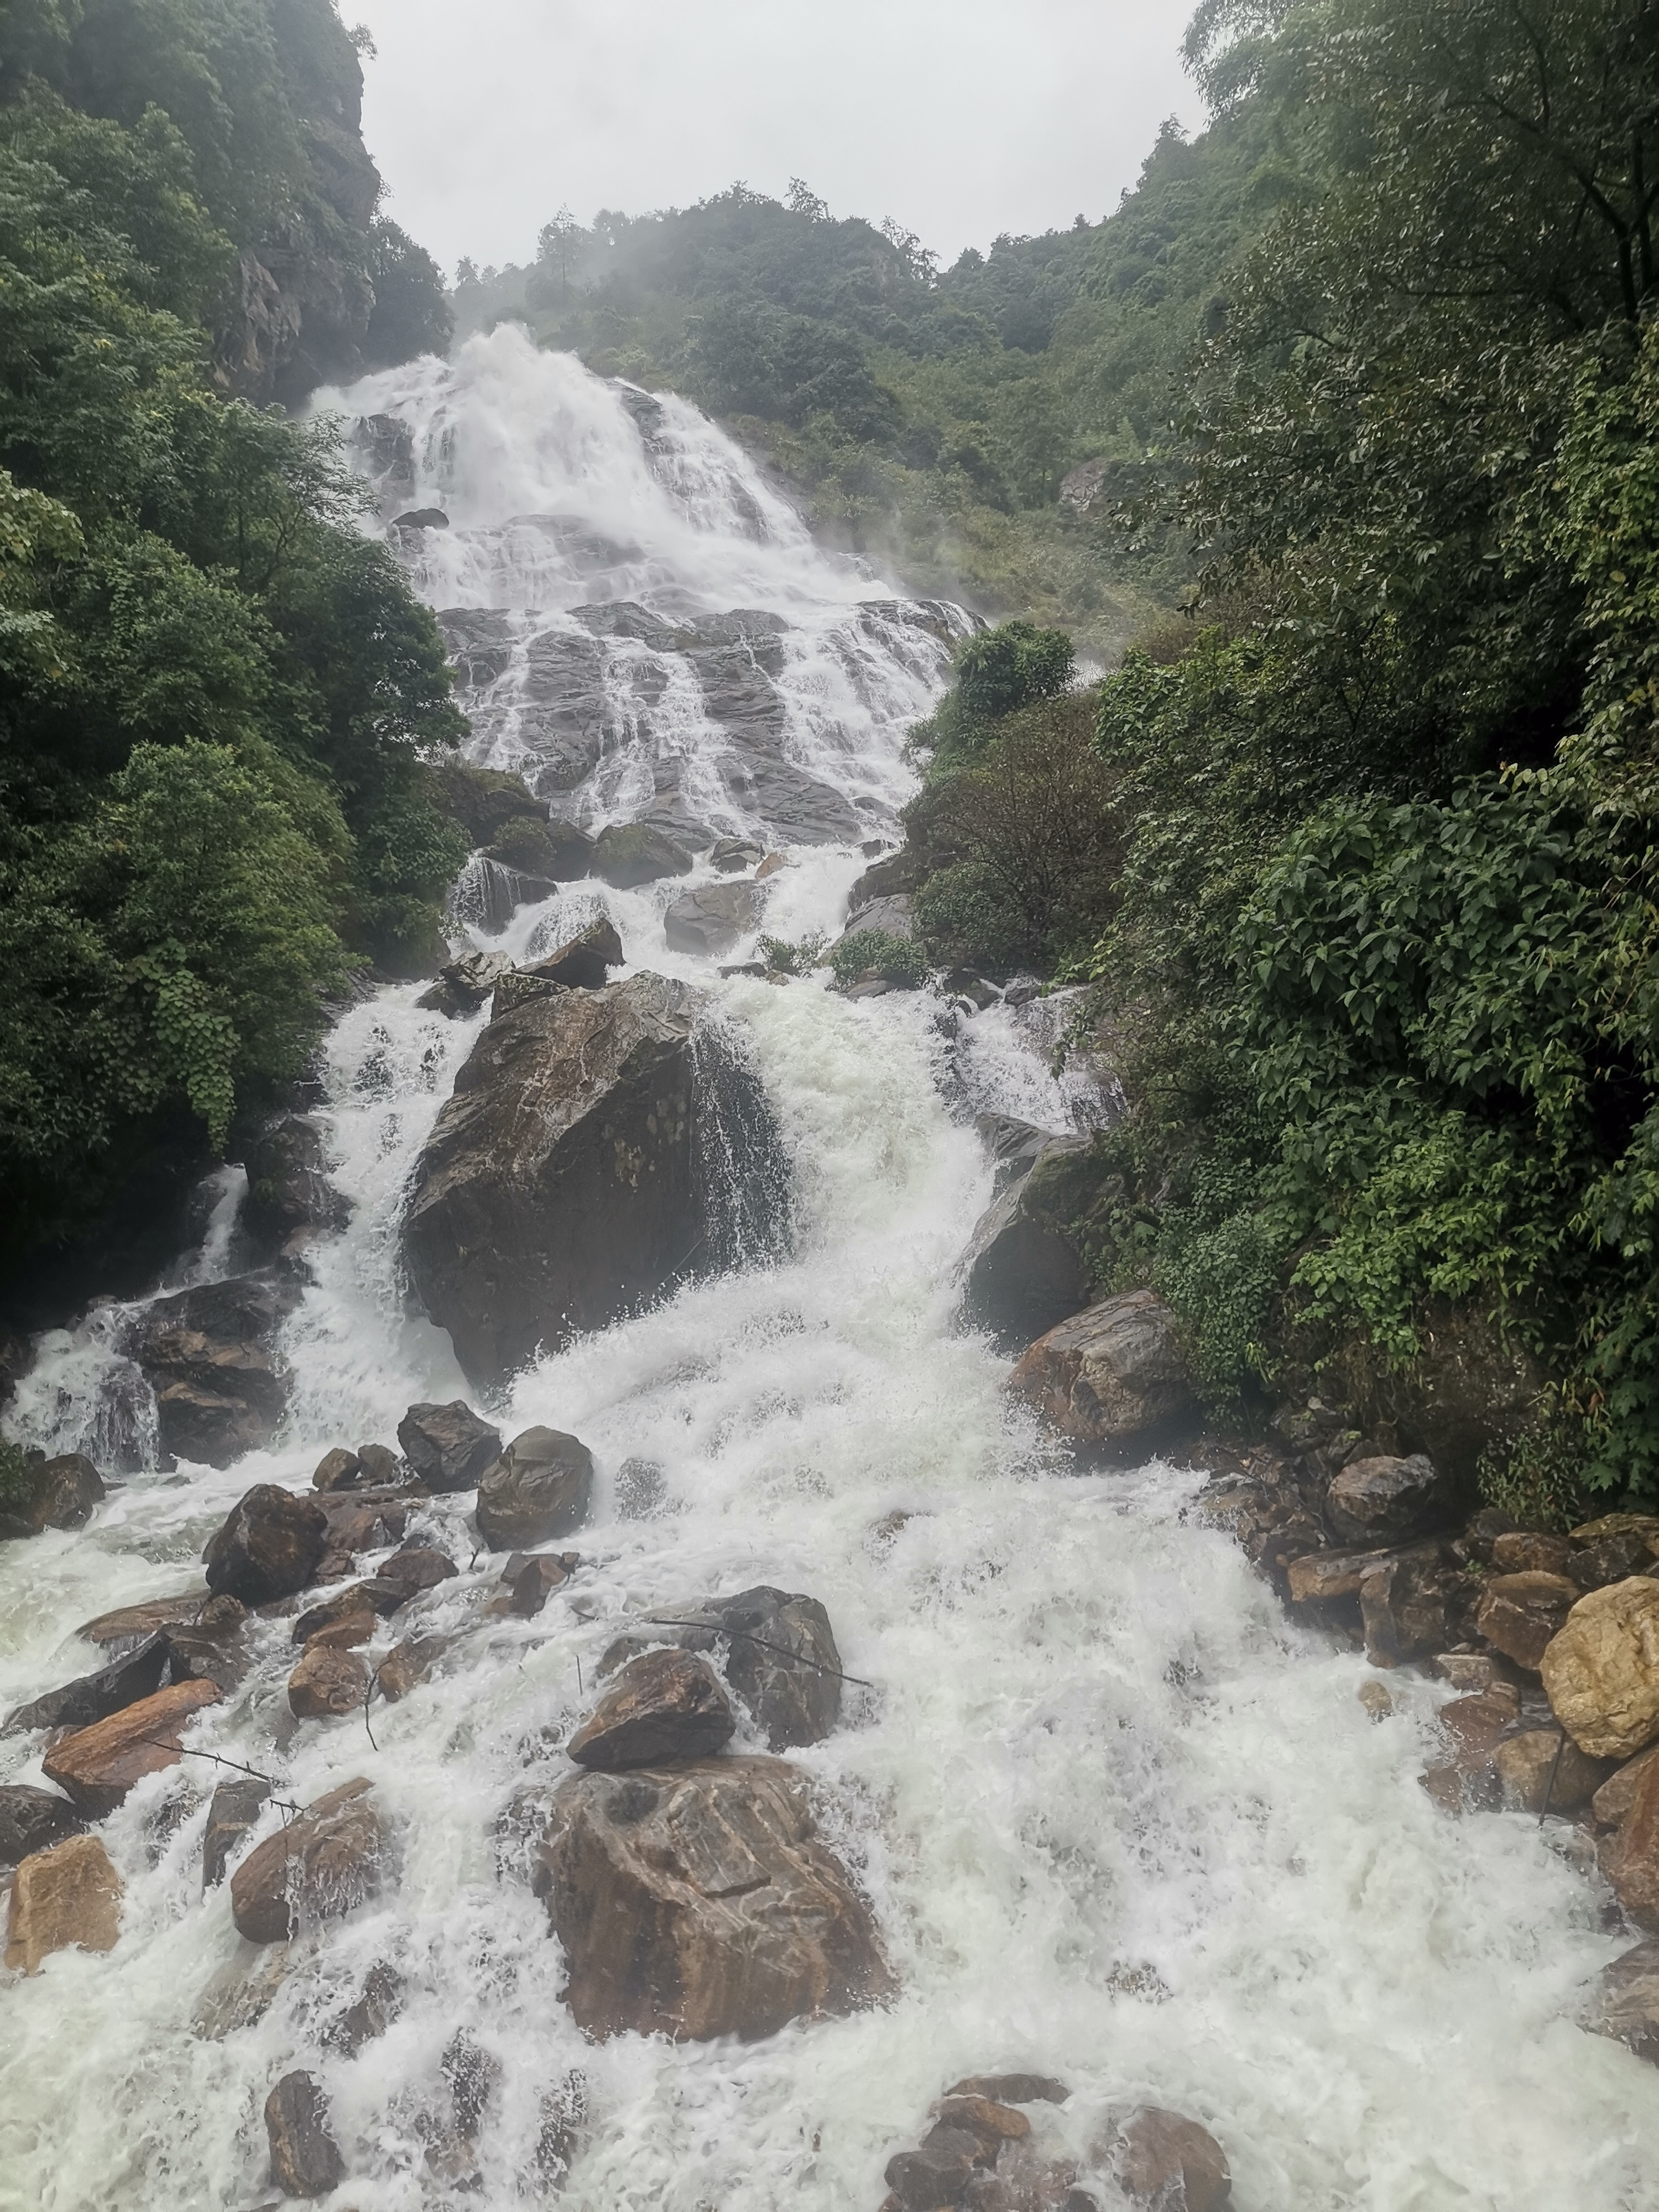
[348,0,1208,279]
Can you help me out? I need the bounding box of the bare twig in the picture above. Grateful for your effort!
[133,1736,302,1822]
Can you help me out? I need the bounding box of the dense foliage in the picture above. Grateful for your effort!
[0,3,461,1266]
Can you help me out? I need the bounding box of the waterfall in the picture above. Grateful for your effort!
[0,330,1648,2210]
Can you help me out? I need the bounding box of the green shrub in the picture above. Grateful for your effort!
[0,1437,30,1512]
[756,930,826,976]
[829,928,926,990]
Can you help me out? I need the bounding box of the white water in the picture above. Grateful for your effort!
[1,341,1654,2211]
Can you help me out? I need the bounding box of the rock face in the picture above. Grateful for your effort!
[476,1428,594,1551]
[531,1756,893,2041]
[1326,1453,1456,1545]
[128,1274,301,1465]
[491,919,624,1015]
[0,1785,81,1866]
[1541,1577,1659,1758]
[593,823,696,887]
[42,1679,222,1815]
[265,2070,346,2198]
[4,1632,170,1735]
[405,972,787,1385]
[396,1401,503,1492]
[241,1114,350,1262]
[4,1834,123,1974]
[1601,1754,1659,1928]
[567,1650,735,1768]
[1006,1292,1195,1455]
[0,1450,106,1540]
[958,1136,1093,1348]
[231,1778,384,1944]
[1477,1571,1580,1671]
[205,1484,330,1603]
[664,882,758,958]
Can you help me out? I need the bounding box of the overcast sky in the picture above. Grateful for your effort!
[349,0,1208,279]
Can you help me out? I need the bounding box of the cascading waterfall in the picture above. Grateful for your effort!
[0,327,1653,2211]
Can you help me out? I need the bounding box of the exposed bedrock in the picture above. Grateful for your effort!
[403,974,790,1389]
[957,1130,1093,1349]
[127,1274,302,1468]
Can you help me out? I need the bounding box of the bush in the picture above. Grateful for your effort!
[907,620,1076,770]
[829,928,926,990]
[757,931,826,976]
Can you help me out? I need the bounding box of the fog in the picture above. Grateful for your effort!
[348,0,1207,276]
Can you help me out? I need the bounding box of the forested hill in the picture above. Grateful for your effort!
[0,0,461,1288]
[452,115,1276,653]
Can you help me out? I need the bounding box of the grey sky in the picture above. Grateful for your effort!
[349,0,1208,279]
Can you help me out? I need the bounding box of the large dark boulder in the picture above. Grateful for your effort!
[491,921,625,1016]
[1007,1291,1196,1457]
[204,1484,329,1603]
[476,1428,593,1551]
[618,1587,845,1750]
[0,1452,105,1541]
[664,883,758,958]
[0,1785,82,1866]
[4,1633,170,1736]
[958,1135,1093,1348]
[241,1115,350,1261]
[530,1756,893,2041]
[127,1274,302,1467]
[592,823,696,888]
[395,1402,502,1492]
[567,1650,735,1768]
[403,973,789,1386]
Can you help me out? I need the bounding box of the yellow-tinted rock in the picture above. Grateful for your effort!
[4,1834,122,1973]
[288,1643,368,1719]
[1541,1577,1659,1759]
[41,1678,222,1815]
[1491,1728,1609,1813]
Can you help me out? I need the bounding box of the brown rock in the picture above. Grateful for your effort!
[202,1776,270,1889]
[129,1272,300,1466]
[1540,1577,1659,1759]
[946,2075,1071,2106]
[503,1552,572,1616]
[1006,1291,1195,1455]
[1593,1742,1659,1829]
[1433,1652,1512,1693]
[492,917,625,1007]
[288,1644,369,1719]
[265,2070,345,2198]
[0,1451,105,1540]
[1585,1939,1659,2064]
[1285,1547,1396,1604]
[1327,1453,1456,1545]
[395,1400,502,1493]
[306,1614,376,1653]
[1439,1684,1521,1764]
[1476,1571,1579,1671]
[1491,1530,1573,1576]
[567,1649,735,1769]
[1108,2106,1231,2212]
[325,1960,405,2055]
[1604,1755,1659,1928]
[4,1834,122,1971]
[531,1755,893,2040]
[231,1778,384,1944]
[353,1443,406,1487]
[1358,1679,1395,1720]
[1491,1729,1610,1814]
[641,1586,844,1749]
[42,1679,222,1815]
[1570,1512,1659,1553]
[292,1588,383,1645]
[1359,1542,1462,1667]
[311,1447,364,1492]
[375,1634,448,1702]
[372,1545,458,1603]
[76,1592,237,1648]
[164,1618,253,1695]
[933,2097,1031,2146]
[0,1783,82,1866]
[887,2128,988,2209]
[204,1484,329,1604]
[1570,1527,1659,1592]
[476,1427,593,1551]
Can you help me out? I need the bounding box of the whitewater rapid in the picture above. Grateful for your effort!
[1,331,1654,2210]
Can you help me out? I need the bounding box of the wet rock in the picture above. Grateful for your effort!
[1006,1292,1196,1456]
[958,1138,1093,1348]
[128,1272,301,1466]
[1285,1546,1398,1604]
[404,973,723,1387]
[164,1619,253,1695]
[311,1447,364,1492]
[192,1937,300,2038]
[1326,1453,1457,1546]
[205,1484,329,1604]
[1601,1753,1659,1928]
[1106,2106,1231,2212]
[376,1632,448,1702]
[241,1114,350,1260]
[491,918,625,1015]
[934,2098,1032,2148]
[843,891,917,943]
[945,2076,1071,2106]
[288,1643,369,1719]
[534,2071,588,2185]
[353,1442,406,1488]
[1491,1728,1610,1814]
[1541,1577,1659,1758]
[1433,1652,1514,1693]
[77,1590,244,1652]
[711,837,765,873]
[0,1784,81,1866]
[476,1427,594,1551]
[1358,1543,1465,1668]
[501,1551,576,1617]
[1569,1526,1659,1593]
[4,1834,123,1973]
[4,1632,170,1735]
[0,1450,105,1540]
[1359,1679,1396,1720]
[1593,1742,1659,1828]
[42,1678,222,1815]
[325,1959,405,2054]
[1477,1571,1579,1672]
[886,2127,987,2209]
[265,2070,345,2198]
[202,1776,270,1888]
[292,1588,382,1645]
[567,1649,735,1768]
[1491,1530,1574,1576]
[706,1586,843,1749]
[415,947,513,1018]
[592,822,695,887]
[374,1545,460,1602]
[1585,1939,1659,2063]
[396,1400,503,1493]
[531,1755,893,2039]
[664,881,758,958]
[231,1777,384,1944]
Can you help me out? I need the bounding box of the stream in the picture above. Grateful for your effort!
[0,325,1652,2211]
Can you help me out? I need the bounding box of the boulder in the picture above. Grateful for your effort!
[42,1679,222,1815]
[405,973,764,1387]
[1601,1752,1659,1928]
[205,1484,329,1603]
[1541,1577,1659,1758]
[0,1450,105,1541]
[1326,1454,1458,1545]
[372,1545,459,1603]
[265,2070,346,2198]
[1006,1292,1196,1455]
[531,1755,893,2040]
[0,1784,81,1866]
[958,1138,1093,1348]
[476,1427,593,1551]
[1358,1543,1465,1667]
[4,1632,170,1735]
[1491,1728,1609,1814]
[353,1442,408,1488]
[77,1590,244,1652]
[396,1401,503,1492]
[567,1650,735,1768]
[4,1834,123,1974]
[933,2098,1031,2148]
[1569,1526,1659,1592]
[664,882,758,958]
[415,948,513,1018]
[491,919,624,1015]
[1477,1571,1579,1671]
[324,1960,405,2055]
[1285,1546,1399,1605]
[711,837,764,874]
[1593,1743,1659,1829]
[241,1114,350,1260]
[843,892,916,942]
[231,1778,384,1944]
[1492,1530,1574,1577]
[499,1551,576,1617]
[164,1617,253,1695]
[202,1776,270,1888]
[945,2076,1071,2106]
[1586,1939,1659,2064]
[127,1272,301,1466]
[288,1644,369,1719]
[592,823,695,887]
[311,1447,364,1491]
[377,1633,448,1702]
[1106,2106,1231,2212]
[886,2127,987,2209]
[698,1586,843,1750]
